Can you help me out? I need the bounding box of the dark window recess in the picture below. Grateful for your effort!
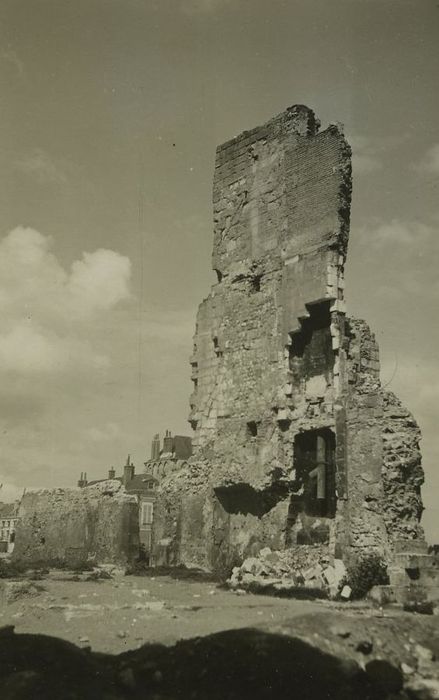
[291,428,336,519]
[247,421,258,437]
[215,269,223,283]
[406,567,420,581]
[288,301,334,380]
[251,274,262,293]
[192,378,198,389]
[213,337,223,357]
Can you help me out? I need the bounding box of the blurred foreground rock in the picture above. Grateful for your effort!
[1,610,438,699]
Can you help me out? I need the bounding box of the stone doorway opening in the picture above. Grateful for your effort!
[287,428,336,545]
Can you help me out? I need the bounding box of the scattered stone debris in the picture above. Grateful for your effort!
[356,639,373,655]
[228,546,346,597]
[341,585,352,600]
[0,580,46,604]
[406,678,439,699]
[331,625,351,639]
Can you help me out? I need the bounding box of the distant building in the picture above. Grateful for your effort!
[78,456,158,558]
[145,430,193,483]
[0,502,20,553]
[148,430,192,461]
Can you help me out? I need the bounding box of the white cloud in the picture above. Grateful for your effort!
[68,249,132,319]
[353,153,382,175]
[86,422,122,442]
[15,148,68,185]
[0,324,69,373]
[347,134,383,175]
[0,324,109,374]
[351,217,438,303]
[361,218,434,249]
[0,227,131,374]
[415,143,439,175]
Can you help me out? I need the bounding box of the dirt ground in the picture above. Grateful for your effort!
[0,571,325,653]
[1,571,439,699]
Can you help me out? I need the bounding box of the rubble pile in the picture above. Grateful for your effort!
[228,546,348,598]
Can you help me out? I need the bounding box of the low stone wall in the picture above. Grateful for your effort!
[12,481,139,567]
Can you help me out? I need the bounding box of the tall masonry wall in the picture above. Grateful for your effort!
[13,483,139,567]
[153,105,426,574]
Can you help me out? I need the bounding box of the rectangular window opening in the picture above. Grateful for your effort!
[247,421,258,437]
[141,502,154,526]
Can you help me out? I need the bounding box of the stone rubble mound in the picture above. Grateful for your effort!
[85,479,137,503]
[228,546,347,598]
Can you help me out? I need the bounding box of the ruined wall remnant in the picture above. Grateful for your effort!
[154,104,427,576]
[12,481,139,567]
[381,391,424,543]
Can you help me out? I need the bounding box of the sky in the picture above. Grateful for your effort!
[0,0,438,541]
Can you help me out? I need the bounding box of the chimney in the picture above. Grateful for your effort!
[163,430,174,455]
[123,455,135,485]
[151,433,161,461]
[108,466,116,480]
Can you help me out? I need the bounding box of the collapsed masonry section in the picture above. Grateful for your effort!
[153,105,427,576]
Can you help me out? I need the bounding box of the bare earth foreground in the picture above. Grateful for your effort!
[1,570,439,699]
[0,570,324,653]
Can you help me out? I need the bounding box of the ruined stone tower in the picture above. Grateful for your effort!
[153,105,426,577]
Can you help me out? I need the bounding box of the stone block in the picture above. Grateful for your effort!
[340,585,352,600]
[323,566,336,585]
[394,553,433,570]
